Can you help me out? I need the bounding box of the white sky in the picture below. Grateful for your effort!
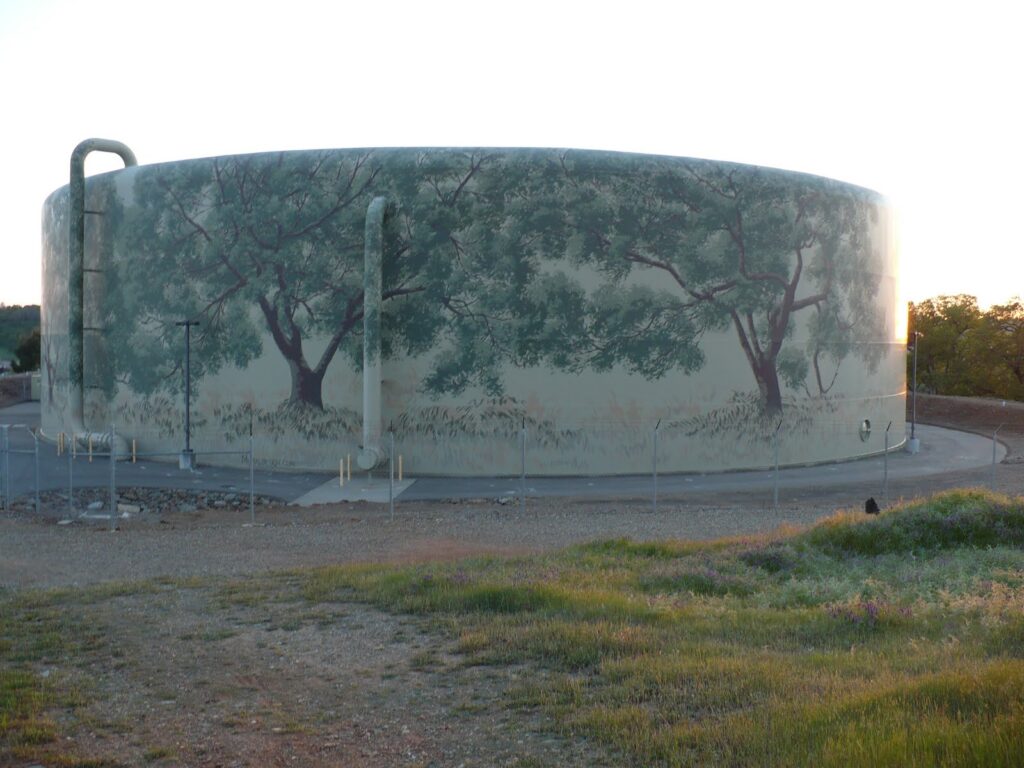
[0,0,1020,308]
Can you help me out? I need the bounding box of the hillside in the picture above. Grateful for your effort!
[0,303,40,361]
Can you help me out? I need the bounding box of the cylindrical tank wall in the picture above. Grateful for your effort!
[40,148,905,475]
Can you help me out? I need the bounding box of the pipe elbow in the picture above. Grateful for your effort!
[357,445,385,471]
[70,138,138,174]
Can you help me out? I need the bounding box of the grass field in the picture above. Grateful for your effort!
[3,489,1023,766]
[305,488,1024,767]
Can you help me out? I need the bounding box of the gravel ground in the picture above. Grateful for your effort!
[4,461,1023,592]
[2,497,832,590]
[1,392,1022,591]
[3,393,1023,767]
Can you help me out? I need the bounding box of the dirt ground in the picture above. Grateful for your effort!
[33,588,608,768]
[3,393,1024,767]
[911,392,1024,457]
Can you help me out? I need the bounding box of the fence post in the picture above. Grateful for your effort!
[772,420,782,510]
[389,429,395,521]
[883,421,890,505]
[1,424,8,512]
[109,424,117,531]
[520,419,527,515]
[652,419,661,514]
[992,423,1003,491]
[249,411,255,525]
[68,429,74,517]
[32,428,40,515]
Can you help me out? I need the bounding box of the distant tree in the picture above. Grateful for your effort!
[908,295,983,395]
[0,304,41,357]
[952,298,1024,399]
[12,328,40,372]
[984,299,1024,398]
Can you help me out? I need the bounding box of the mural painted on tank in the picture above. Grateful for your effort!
[40,191,69,412]
[122,153,880,401]
[41,148,897,473]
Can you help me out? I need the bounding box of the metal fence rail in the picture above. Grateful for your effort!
[0,415,1016,522]
[1,421,255,524]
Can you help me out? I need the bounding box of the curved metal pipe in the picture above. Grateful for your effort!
[69,138,137,452]
[357,196,388,470]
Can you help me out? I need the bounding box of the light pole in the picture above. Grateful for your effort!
[175,320,200,469]
[908,330,923,453]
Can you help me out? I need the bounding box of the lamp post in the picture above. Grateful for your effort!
[908,330,923,453]
[175,320,200,469]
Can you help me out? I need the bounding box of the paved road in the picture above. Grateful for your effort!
[0,401,1005,506]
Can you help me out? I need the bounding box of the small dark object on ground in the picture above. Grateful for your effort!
[865,497,880,514]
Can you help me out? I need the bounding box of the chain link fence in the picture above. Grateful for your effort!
[306,415,1015,516]
[0,418,257,525]
[1,410,1018,523]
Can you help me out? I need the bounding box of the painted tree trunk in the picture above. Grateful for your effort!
[288,361,325,409]
[754,360,784,416]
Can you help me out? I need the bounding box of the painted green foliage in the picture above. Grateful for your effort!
[554,154,886,413]
[105,149,884,415]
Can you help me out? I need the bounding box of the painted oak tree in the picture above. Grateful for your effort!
[116,150,589,408]
[557,155,886,414]
[120,152,387,407]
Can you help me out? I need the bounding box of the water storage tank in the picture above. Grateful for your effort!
[40,147,905,475]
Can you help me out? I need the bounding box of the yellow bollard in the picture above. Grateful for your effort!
[398,455,403,482]
[132,439,137,463]
[346,454,351,482]
[88,435,93,463]
[339,459,344,488]
[57,432,63,456]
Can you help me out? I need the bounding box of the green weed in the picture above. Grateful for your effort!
[804,488,1024,556]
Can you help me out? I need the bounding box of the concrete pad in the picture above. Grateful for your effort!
[291,476,416,506]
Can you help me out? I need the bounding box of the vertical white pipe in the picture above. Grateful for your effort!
[68,139,136,454]
[358,197,388,470]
